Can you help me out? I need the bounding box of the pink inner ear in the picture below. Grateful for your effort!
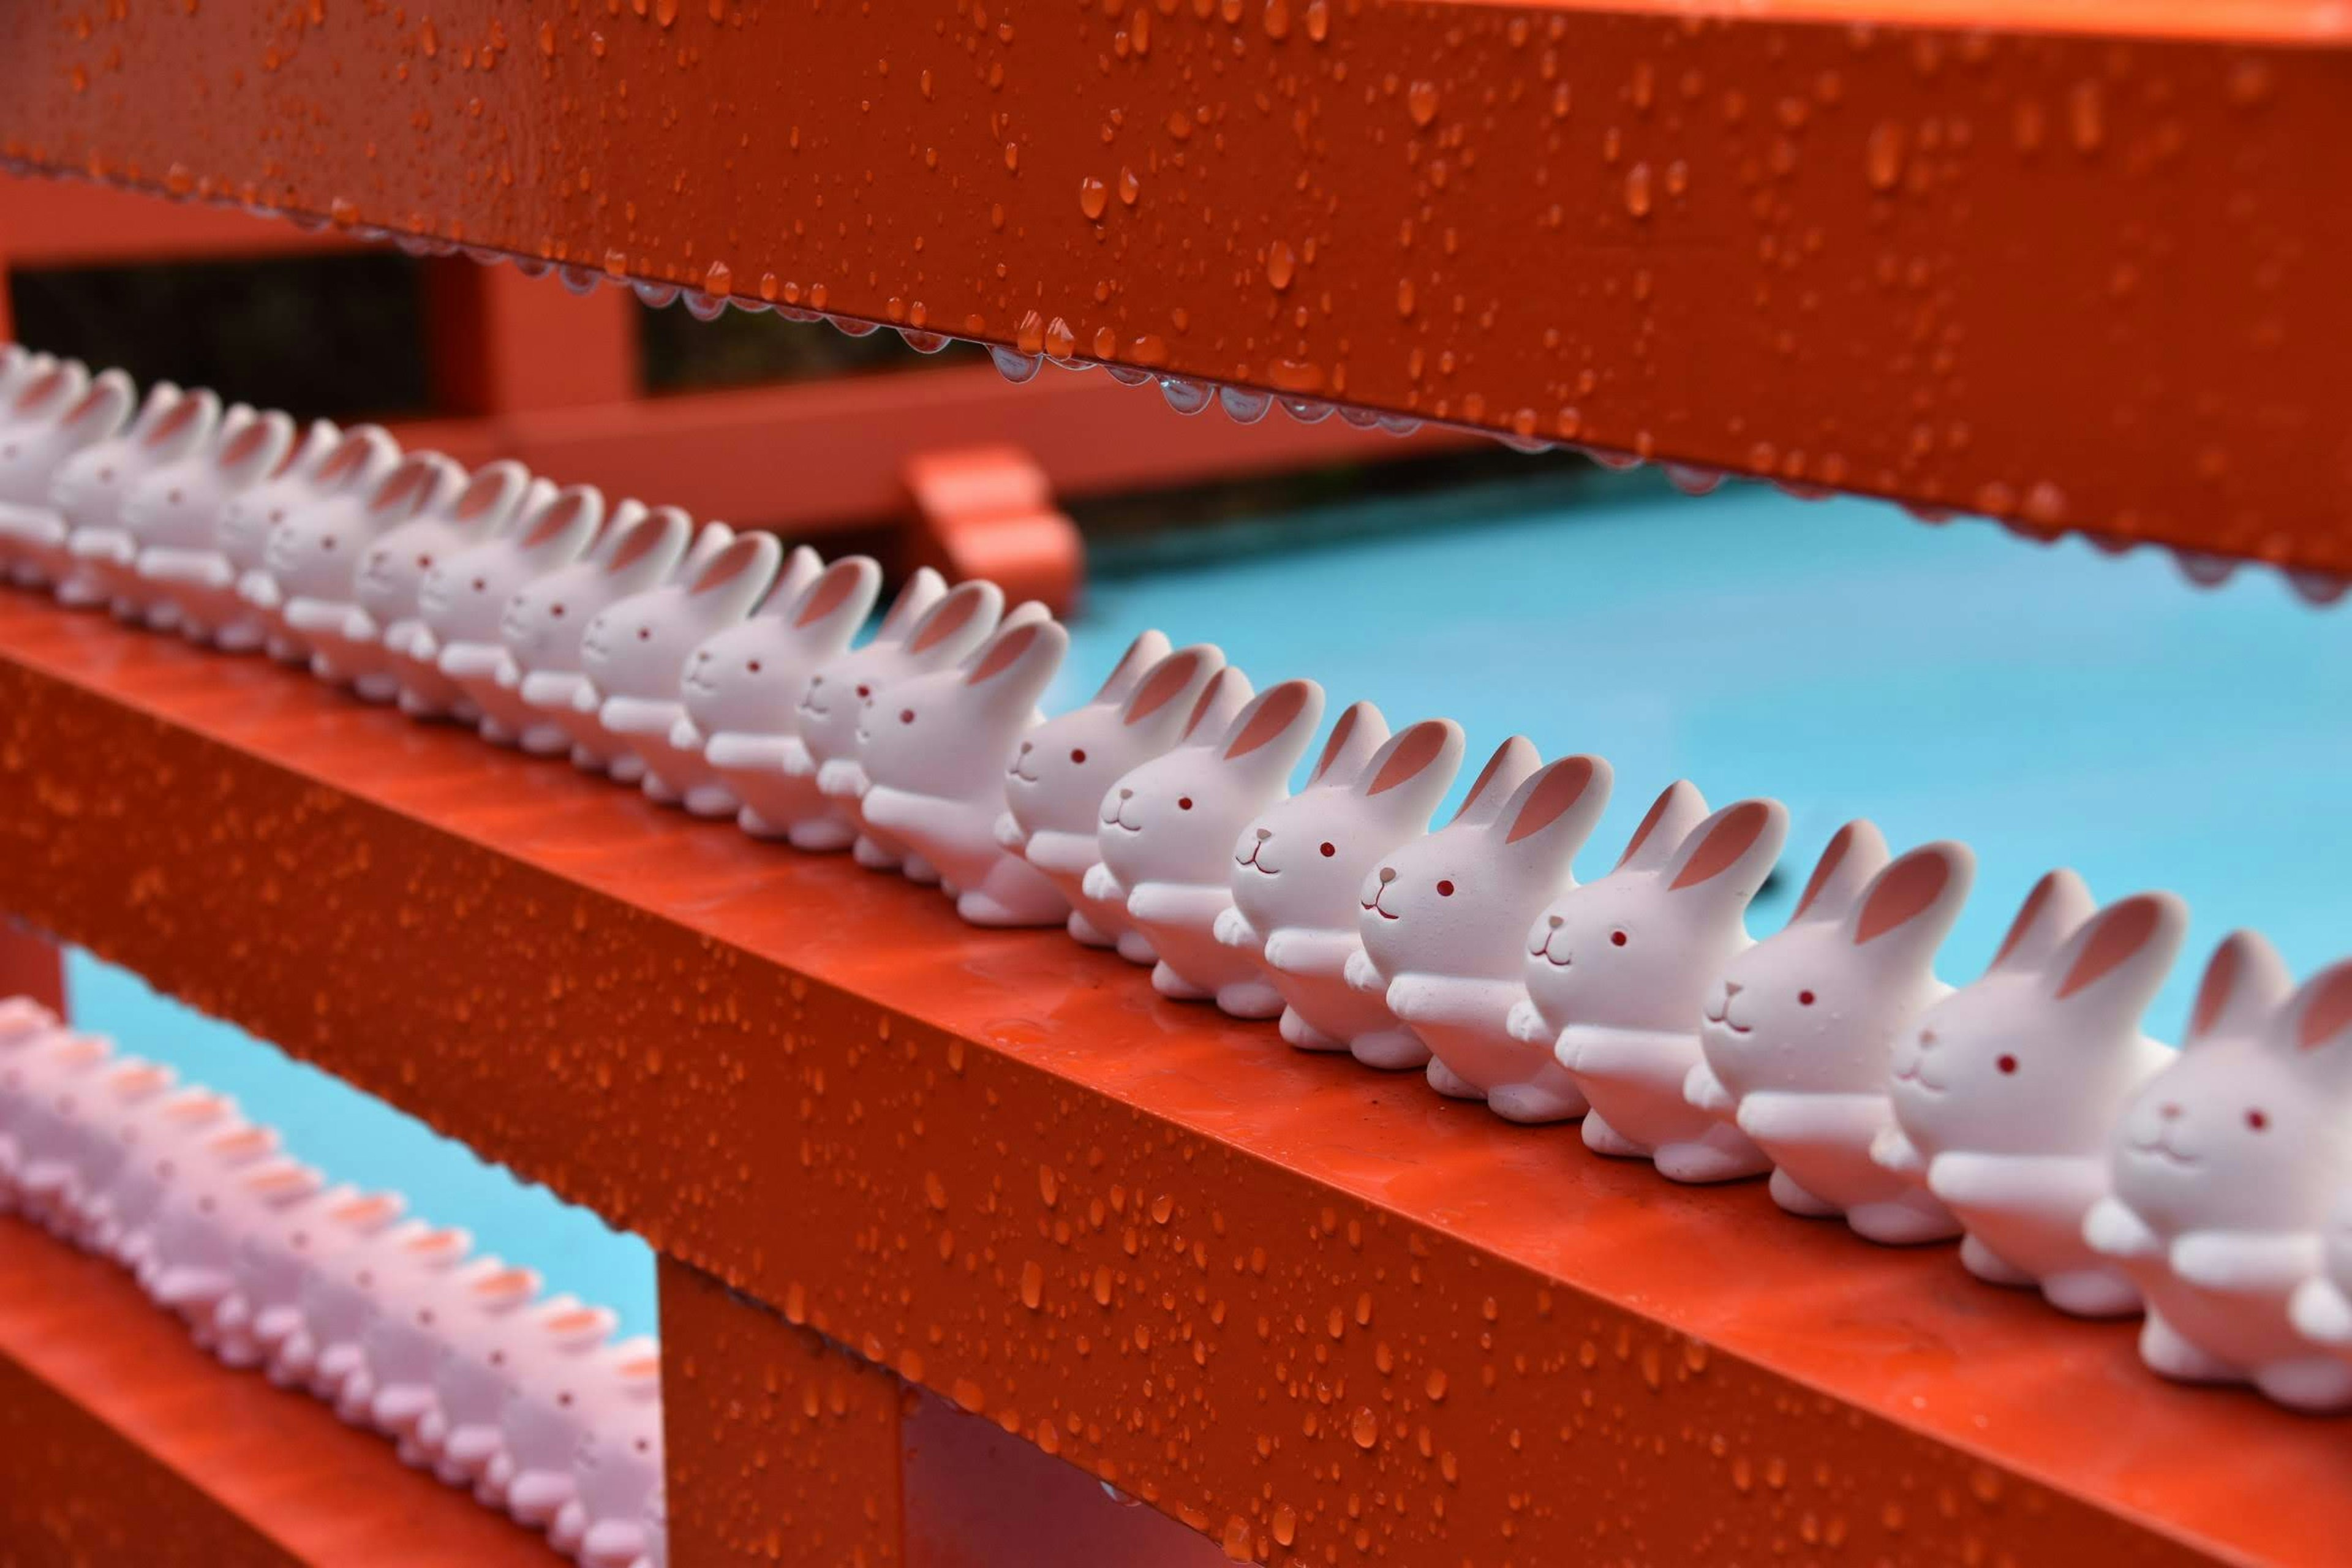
[967,623,1039,683]
[2056,897,2161,1000]
[910,588,982,652]
[1992,872,2063,967]
[13,371,67,414]
[1311,707,1362,782]
[2297,967,2352,1050]
[693,540,758,594]
[375,462,430,511]
[1224,684,1308,760]
[63,386,113,427]
[1506,756,1595,843]
[221,423,271,466]
[795,564,862,627]
[1616,785,1682,869]
[1181,669,1238,738]
[146,399,200,447]
[456,472,507,521]
[527,495,587,546]
[608,519,666,573]
[1368,722,1449,796]
[1853,851,1951,944]
[322,440,370,481]
[1124,655,1198,725]
[1669,801,1772,891]
[2190,937,2242,1039]
[1794,825,1857,919]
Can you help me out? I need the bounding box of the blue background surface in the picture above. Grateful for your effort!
[58,465,2352,1339]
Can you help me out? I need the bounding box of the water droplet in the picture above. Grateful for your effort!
[990,347,1042,384]
[1159,377,1213,415]
[1351,1406,1379,1449]
[1866,121,1906,190]
[1376,413,1422,437]
[684,290,728,321]
[1266,241,1297,291]
[1623,162,1654,217]
[899,328,951,354]
[655,0,679,26]
[1272,1503,1298,1545]
[1078,176,1109,221]
[1117,166,1142,206]
[1104,365,1155,387]
[1406,80,1440,128]
[1280,397,1332,424]
[631,281,680,309]
[1219,386,1272,424]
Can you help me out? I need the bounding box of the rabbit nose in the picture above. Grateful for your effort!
[1118,788,1133,800]
[1019,741,1033,754]
[1378,867,1396,884]
[1255,827,1272,840]
[1722,980,1741,997]
[2160,1102,2182,1120]
[1547,914,1563,929]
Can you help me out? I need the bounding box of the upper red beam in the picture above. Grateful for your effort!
[3,1,2349,572]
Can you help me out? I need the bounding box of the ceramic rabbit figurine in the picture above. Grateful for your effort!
[1875,874,2180,1316]
[364,1254,529,1465]
[233,1186,409,1389]
[505,503,695,775]
[1219,710,1465,1067]
[0,363,132,589]
[680,554,884,841]
[557,1349,665,1568]
[298,1220,475,1422]
[2083,932,2352,1409]
[500,1329,662,1546]
[238,425,406,667]
[266,450,469,698]
[147,1158,328,1363]
[1002,637,1235,965]
[121,405,288,640]
[0,1027,114,1214]
[366,459,551,719]
[806,576,1008,881]
[764,567,948,853]
[55,383,222,616]
[1353,741,1610,1121]
[423,484,611,750]
[1091,678,1326,1017]
[855,613,1074,926]
[424,1289,600,1503]
[200,418,353,654]
[584,532,802,813]
[1686,824,1972,1239]
[104,1106,276,1277]
[7,1055,177,1240]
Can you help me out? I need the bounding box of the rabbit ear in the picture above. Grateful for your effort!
[1093,630,1172,704]
[602,506,694,587]
[1181,665,1253,744]
[368,452,463,529]
[676,521,739,582]
[124,381,186,443]
[1790,820,1890,924]
[1120,646,1223,739]
[1357,718,1466,831]
[763,545,825,614]
[1449,736,1541,827]
[875,567,949,642]
[518,485,605,562]
[138,387,218,462]
[540,1302,619,1351]
[1846,840,1974,971]
[1985,869,2097,977]
[216,412,296,488]
[2276,957,2352,1074]
[450,459,534,529]
[1616,780,1709,873]
[1666,798,1788,902]
[1308,702,1389,788]
[314,426,401,492]
[2040,892,2187,1036]
[963,617,1070,715]
[687,532,785,621]
[905,579,1006,662]
[2186,929,2293,1047]
[1216,679,1325,785]
[1499,753,1611,865]
[470,1264,543,1308]
[10,361,86,420]
[282,418,343,481]
[786,556,883,644]
[61,370,136,442]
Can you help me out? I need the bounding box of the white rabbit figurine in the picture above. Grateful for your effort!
[0,363,132,589]
[582,532,802,813]
[500,1329,661,1546]
[119,404,284,639]
[423,484,611,750]
[363,1254,527,1465]
[507,508,712,780]
[1,1027,115,1214]
[146,1158,328,1363]
[233,1186,409,1389]
[298,1220,475,1423]
[680,554,884,841]
[1355,741,1611,1121]
[856,613,1074,926]
[195,417,351,654]
[1876,874,2180,1316]
[364,459,551,719]
[55,383,221,616]
[1686,824,1972,1239]
[105,1107,277,1278]
[805,576,1006,881]
[1003,636,1235,966]
[1091,678,1326,1017]
[419,1279,584,1501]
[2083,932,2352,1410]
[238,425,406,666]
[557,1349,665,1568]
[266,450,469,698]
[6,1055,177,1241]
[1221,710,1465,1068]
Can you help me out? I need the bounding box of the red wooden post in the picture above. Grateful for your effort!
[420,257,638,418]
[0,921,66,1016]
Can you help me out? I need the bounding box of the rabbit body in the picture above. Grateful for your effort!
[55,383,220,616]
[123,407,295,641]
[364,461,549,718]
[423,485,609,750]
[0,364,130,589]
[265,451,468,698]
[170,417,347,651]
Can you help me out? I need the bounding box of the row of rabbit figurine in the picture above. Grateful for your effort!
[9,353,2352,1417]
[0,998,666,1567]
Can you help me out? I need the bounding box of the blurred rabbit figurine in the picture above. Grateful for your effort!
[148,1158,328,1365]
[1354,742,1610,1121]
[55,383,221,616]
[237,424,404,665]
[1537,788,1788,1174]
[0,364,130,588]
[1091,679,1325,1017]
[1221,710,1465,1068]
[113,1114,279,1280]
[507,508,707,779]
[1,1028,114,1215]
[2083,933,2352,1410]
[365,1254,530,1465]
[204,419,359,654]
[856,614,1073,926]
[267,450,467,697]
[420,1283,586,1502]
[557,1348,665,1568]
[424,484,610,750]
[682,554,883,840]
[7,1055,176,1240]
[1686,825,1972,1240]
[500,1329,662,1546]
[806,576,1005,881]
[1003,637,1234,965]
[366,459,550,719]
[2289,1188,2352,1368]
[1876,875,2180,1317]
[582,532,797,812]
[123,405,287,640]
[298,1221,475,1423]
[0,344,45,405]
[233,1186,409,1389]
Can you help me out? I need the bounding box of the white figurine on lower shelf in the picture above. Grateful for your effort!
[557,1346,666,1568]
[2084,932,2352,1410]
[53,383,222,617]
[499,1326,662,1551]
[1875,875,2182,1317]
[295,1220,475,1422]
[1687,824,1972,1238]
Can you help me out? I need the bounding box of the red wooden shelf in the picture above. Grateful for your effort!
[4,594,2349,1565]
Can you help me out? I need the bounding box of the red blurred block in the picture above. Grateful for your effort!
[903,445,1084,617]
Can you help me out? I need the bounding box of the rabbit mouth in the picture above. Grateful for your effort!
[683,671,720,696]
[2128,1131,2198,1169]
[1008,761,1041,785]
[1890,1063,1945,1096]
[1103,803,1144,834]
[1237,842,1276,876]
[1361,890,1400,921]
[1701,1004,1751,1036]
[1531,930,1572,968]
[799,696,832,718]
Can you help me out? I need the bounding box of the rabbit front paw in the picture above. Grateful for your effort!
[1344,948,1386,995]
[1504,996,1551,1047]
[1869,1124,1926,1175]
[1213,907,1261,951]
[2082,1196,2162,1261]
[1080,862,1127,907]
[993,812,1028,853]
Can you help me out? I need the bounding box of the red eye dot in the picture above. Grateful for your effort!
[2247,1109,2269,1131]
[637,627,652,640]
[855,684,870,698]
[417,554,432,568]
[472,577,487,591]
[747,660,762,673]
[1610,930,1627,947]
[1177,797,1193,810]
[550,603,565,617]
[1997,1055,2019,1075]
[899,708,915,723]
[1320,842,1336,858]
[558,1392,574,1408]
[1070,748,1087,764]
[1798,990,1815,1006]
[1436,880,1455,897]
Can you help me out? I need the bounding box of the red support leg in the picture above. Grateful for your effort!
[0,921,66,1016]
[420,257,638,418]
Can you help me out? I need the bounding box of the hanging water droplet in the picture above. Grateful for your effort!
[1159,377,1213,415]
[1589,448,1642,471]
[2173,549,2236,587]
[511,256,551,279]
[1280,397,1332,424]
[899,328,951,354]
[1665,464,1723,496]
[460,243,502,265]
[990,347,1043,383]
[775,306,823,323]
[2287,568,2347,606]
[1336,405,1382,429]
[1104,365,1155,387]
[1219,386,1272,424]
[631,281,680,309]
[827,314,880,337]
[1375,413,1422,437]
[684,290,728,320]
